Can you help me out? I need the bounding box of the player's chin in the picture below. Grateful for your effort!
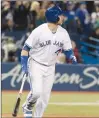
[57,20,64,25]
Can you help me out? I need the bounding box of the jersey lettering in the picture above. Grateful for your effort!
[39,40,63,48]
[39,40,51,47]
[53,41,63,47]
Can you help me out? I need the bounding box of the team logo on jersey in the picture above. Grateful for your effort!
[39,40,63,48]
[39,40,51,47]
[53,41,63,47]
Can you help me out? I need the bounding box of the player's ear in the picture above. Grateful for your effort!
[57,17,60,22]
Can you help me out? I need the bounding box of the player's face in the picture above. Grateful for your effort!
[57,15,65,25]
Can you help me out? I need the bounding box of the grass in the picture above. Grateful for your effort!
[2,91,99,117]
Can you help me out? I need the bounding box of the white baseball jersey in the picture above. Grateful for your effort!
[25,23,72,66]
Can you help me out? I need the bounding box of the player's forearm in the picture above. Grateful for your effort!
[21,45,31,75]
[21,50,29,56]
[21,44,31,56]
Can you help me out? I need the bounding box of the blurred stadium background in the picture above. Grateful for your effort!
[1,1,99,118]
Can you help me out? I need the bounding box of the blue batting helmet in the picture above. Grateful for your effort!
[45,5,63,23]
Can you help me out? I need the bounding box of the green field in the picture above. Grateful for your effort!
[2,91,99,118]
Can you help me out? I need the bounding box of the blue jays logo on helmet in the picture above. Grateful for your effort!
[45,5,63,23]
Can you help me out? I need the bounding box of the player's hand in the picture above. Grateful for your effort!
[22,69,28,77]
[21,64,28,76]
[72,56,77,64]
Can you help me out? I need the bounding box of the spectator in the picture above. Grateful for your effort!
[13,1,29,30]
[54,1,66,10]
[87,21,99,52]
[28,1,40,31]
[76,2,91,35]
[1,1,13,31]
[2,38,17,62]
[36,9,46,27]
[92,20,99,39]
[63,1,77,33]
[81,20,99,57]
[87,1,99,54]
[91,3,99,24]
[5,18,14,32]
[41,1,55,9]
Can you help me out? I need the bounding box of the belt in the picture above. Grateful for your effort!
[33,59,51,67]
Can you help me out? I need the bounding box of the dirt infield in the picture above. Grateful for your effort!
[2,114,99,118]
[2,90,99,94]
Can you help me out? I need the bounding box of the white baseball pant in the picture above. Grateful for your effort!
[23,57,55,118]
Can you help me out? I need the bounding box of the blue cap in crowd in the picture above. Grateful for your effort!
[79,1,86,5]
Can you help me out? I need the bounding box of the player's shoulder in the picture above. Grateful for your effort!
[36,23,47,30]
[31,23,47,35]
[58,26,70,40]
[32,23,47,32]
[58,25,68,34]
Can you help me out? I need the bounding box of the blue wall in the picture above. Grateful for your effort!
[2,63,99,91]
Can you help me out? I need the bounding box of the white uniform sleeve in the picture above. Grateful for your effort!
[25,28,39,48]
[63,31,72,51]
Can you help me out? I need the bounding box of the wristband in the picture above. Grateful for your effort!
[21,56,28,72]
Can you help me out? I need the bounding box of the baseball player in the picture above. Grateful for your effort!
[21,5,77,118]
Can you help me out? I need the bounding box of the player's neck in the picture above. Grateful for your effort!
[47,23,58,34]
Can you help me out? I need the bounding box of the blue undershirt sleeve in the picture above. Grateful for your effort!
[21,44,31,75]
[22,44,31,51]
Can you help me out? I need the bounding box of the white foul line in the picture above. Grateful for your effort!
[49,102,99,106]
